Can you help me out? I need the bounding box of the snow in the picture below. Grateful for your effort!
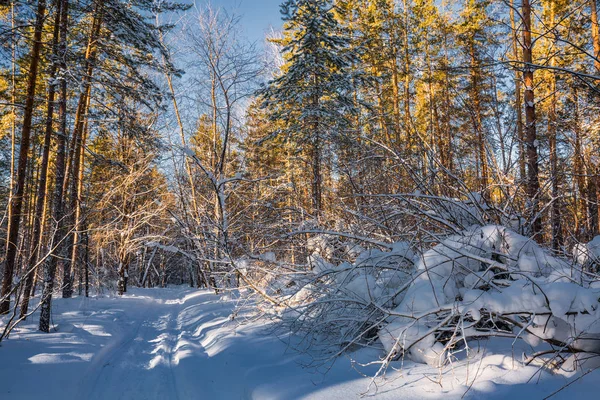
[574,235,600,268]
[378,225,598,367]
[1,286,600,399]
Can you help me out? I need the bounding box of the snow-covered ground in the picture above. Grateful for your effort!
[1,286,598,399]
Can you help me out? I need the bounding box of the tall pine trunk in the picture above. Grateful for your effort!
[548,78,562,249]
[402,0,413,152]
[522,0,541,239]
[0,0,47,315]
[63,2,103,298]
[572,88,589,238]
[588,0,600,236]
[20,0,64,317]
[591,0,600,73]
[312,71,322,219]
[547,5,563,250]
[469,40,488,195]
[510,0,526,183]
[39,0,69,333]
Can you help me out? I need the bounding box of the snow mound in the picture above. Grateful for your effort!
[379,225,598,367]
[574,235,600,270]
[284,235,416,350]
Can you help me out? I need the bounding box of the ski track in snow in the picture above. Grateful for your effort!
[81,300,181,400]
[76,289,244,400]
[2,286,600,399]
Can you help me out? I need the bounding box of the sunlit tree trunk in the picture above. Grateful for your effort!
[8,0,17,247]
[588,0,600,235]
[572,87,589,238]
[548,75,562,249]
[522,0,542,238]
[63,2,104,298]
[402,0,413,151]
[586,160,599,237]
[1,0,47,315]
[591,0,600,73]
[40,0,69,333]
[510,0,526,182]
[312,71,323,218]
[20,0,64,317]
[545,3,563,250]
[469,40,488,195]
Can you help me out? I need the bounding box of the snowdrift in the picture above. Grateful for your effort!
[283,225,600,371]
[379,225,600,366]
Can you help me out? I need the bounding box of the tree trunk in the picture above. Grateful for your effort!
[548,79,562,249]
[469,40,488,195]
[510,0,526,182]
[402,0,413,152]
[586,163,599,237]
[311,64,323,219]
[548,5,563,251]
[8,0,17,263]
[591,0,600,73]
[391,43,401,145]
[589,0,600,235]
[63,2,103,298]
[522,0,542,239]
[20,0,64,317]
[39,0,69,333]
[1,0,47,315]
[84,229,89,297]
[117,259,129,295]
[573,88,589,238]
[312,133,322,218]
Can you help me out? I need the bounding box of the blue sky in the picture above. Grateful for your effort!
[191,0,284,44]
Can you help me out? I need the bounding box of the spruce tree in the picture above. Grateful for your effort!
[261,0,359,219]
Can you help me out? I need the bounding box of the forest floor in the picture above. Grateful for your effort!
[0,286,598,399]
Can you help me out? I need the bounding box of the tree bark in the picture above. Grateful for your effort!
[548,76,562,249]
[522,0,542,239]
[63,2,103,298]
[510,0,526,182]
[312,70,322,218]
[586,163,599,237]
[402,0,413,151]
[589,0,600,235]
[1,0,47,315]
[8,0,17,258]
[469,39,488,195]
[547,4,563,250]
[573,87,589,238]
[20,0,64,317]
[39,0,69,333]
[591,0,600,73]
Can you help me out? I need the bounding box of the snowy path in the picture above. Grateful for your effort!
[1,287,599,399]
[0,288,345,399]
[80,298,181,400]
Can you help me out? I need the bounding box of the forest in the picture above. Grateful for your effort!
[1,0,600,397]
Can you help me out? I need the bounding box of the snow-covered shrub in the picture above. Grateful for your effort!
[431,192,491,228]
[574,235,600,271]
[282,238,416,353]
[265,210,600,378]
[236,253,293,298]
[378,225,600,369]
[307,233,360,266]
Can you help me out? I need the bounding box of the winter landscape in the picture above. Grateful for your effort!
[2,0,600,398]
